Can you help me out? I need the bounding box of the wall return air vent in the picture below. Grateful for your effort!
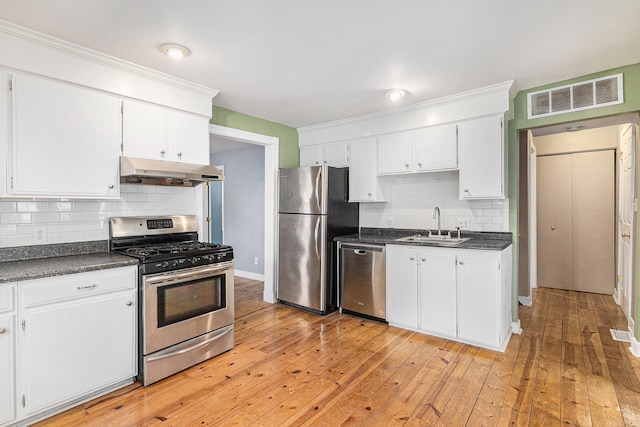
[527,73,623,119]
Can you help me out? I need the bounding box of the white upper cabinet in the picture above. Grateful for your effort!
[9,73,121,198]
[412,123,458,172]
[377,124,458,175]
[122,100,210,165]
[299,141,349,167]
[348,137,385,202]
[376,131,413,174]
[0,70,8,197]
[458,115,505,199]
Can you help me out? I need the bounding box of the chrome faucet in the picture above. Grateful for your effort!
[433,206,441,236]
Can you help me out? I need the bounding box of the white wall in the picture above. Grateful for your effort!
[0,184,198,247]
[359,171,508,232]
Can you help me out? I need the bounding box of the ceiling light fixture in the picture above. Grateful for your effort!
[385,88,408,102]
[160,43,191,59]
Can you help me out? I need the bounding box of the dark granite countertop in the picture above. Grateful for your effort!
[0,241,139,284]
[335,227,512,251]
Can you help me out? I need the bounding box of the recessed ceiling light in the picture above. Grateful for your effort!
[160,43,191,59]
[385,88,408,102]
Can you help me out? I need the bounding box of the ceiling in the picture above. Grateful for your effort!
[1,1,639,128]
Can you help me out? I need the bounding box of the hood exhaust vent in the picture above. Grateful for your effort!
[120,156,223,187]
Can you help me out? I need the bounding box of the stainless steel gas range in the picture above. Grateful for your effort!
[109,215,234,386]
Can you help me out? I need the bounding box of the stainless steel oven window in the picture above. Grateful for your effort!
[157,275,226,327]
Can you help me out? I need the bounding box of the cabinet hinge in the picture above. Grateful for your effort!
[22,395,25,408]
[21,319,25,330]
[498,261,501,270]
[10,177,13,189]
[8,78,12,91]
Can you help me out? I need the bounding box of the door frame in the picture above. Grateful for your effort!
[207,124,279,303]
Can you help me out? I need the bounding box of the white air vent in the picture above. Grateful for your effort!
[527,73,623,119]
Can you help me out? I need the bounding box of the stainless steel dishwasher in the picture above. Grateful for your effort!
[338,242,386,321]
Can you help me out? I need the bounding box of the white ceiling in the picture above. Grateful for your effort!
[1,1,639,128]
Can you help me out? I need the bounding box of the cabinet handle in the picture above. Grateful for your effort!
[315,161,319,164]
[410,256,415,260]
[126,301,133,306]
[368,192,372,197]
[551,226,556,231]
[323,160,327,164]
[0,327,6,335]
[464,188,469,193]
[405,163,410,168]
[160,150,166,156]
[418,163,422,168]
[77,284,97,290]
[422,258,426,261]
[458,260,465,265]
[622,233,631,238]
[177,152,182,158]
[108,184,114,189]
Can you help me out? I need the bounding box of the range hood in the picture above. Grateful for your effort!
[120,156,223,187]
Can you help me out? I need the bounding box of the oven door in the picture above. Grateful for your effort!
[142,261,234,355]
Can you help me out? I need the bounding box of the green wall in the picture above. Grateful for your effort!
[210,105,299,168]
[508,62,640,340]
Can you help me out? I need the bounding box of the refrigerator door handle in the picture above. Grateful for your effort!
[314,216,321,260]
[314,167,322,213]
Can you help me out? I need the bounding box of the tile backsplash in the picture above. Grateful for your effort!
[0,184,198,247]
[359,171,509,232]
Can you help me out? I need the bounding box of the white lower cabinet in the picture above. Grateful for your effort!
[0,283,16,427]
[8,266,138,426]
[386,244,512,351]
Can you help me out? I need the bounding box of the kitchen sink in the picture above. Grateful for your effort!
[395,234,470,244]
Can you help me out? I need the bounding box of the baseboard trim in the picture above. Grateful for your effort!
[629,334,640,357]
[518,296,532,307]
[234,270,265,282]
[511,319,522,335]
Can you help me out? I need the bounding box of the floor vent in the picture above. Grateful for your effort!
[610,329,631,342]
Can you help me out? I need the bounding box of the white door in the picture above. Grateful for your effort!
[377,131,413,174]
[618,125,635,320]
[385,245,418,328]
[417,248,457,337]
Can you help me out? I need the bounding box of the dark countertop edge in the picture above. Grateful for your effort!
[0,252,139,284]
[0,240,109,262]
[335,228,512,251]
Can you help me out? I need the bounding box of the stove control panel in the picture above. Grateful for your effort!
[141,250,234,274]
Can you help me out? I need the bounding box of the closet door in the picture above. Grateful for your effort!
[572,150,615,294]
[537,154,573,290]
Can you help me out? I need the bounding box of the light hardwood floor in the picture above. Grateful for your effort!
[36,277,640,426]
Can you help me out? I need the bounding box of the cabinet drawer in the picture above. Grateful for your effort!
[21,266,137,308]
[0,283,16,313]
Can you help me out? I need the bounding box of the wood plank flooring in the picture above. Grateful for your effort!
[36,278,640,426]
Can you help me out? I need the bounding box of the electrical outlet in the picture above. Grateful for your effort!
[254,257,259,265]
[33,226,47,243]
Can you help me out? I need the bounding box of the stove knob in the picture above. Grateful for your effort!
[191,257,199,264]
[161,261,169,268]
[172,260,179,268]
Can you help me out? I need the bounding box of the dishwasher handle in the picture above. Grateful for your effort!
[340,243,385,253]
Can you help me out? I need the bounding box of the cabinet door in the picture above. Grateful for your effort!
[171,110,210,164]
[458,115,504,199]
[0,312,16,426]
[349,137,384,202]
[11,74,121,198]
[19,291,136,416]
[122,100,171,160]
[417,248,457,337]
[322,142,349,167]
[377,131,413,174]
[413,124,458,171]
[385,245,418,328]
[0,70,8,197]
[299,145,323,167]
[456,251,500,348]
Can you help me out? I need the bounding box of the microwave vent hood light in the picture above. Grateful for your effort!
[120,156,223,187]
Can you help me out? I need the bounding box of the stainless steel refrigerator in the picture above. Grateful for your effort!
[277,166,359,314]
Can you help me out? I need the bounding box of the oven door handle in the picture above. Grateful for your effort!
[144,263,232,287]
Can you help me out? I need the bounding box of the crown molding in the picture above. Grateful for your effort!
[0,19,219,99]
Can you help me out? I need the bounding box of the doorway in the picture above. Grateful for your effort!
[206,125,279,304]
[209,166,224,244]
